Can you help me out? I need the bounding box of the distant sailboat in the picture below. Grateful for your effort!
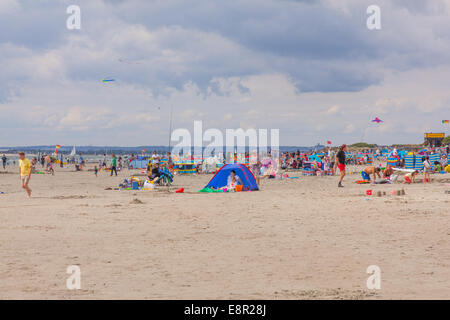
[70,146,76,156]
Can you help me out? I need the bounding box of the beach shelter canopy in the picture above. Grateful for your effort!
[205,163,259,191]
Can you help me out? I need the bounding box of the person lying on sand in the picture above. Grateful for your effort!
[361,166,381,182]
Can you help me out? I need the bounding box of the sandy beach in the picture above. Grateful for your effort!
[1,164,449,299]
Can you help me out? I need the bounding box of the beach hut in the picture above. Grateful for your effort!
[204,163,259,191]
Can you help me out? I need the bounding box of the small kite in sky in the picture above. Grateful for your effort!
[371,117,383,123]
[442,120,449,124]
[102,78,115,83]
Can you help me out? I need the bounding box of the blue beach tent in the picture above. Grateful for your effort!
[205,163,259,191]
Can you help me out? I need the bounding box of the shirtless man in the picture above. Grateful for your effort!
[361,166,381,182]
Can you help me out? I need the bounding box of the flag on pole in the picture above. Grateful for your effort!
[327,141,332,145]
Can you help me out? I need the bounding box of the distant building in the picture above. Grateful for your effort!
[424,133,445,147]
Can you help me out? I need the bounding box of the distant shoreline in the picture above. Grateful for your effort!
[0,145,323,155]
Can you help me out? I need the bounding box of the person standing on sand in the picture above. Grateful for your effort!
[328,147,336,176]
[167,152,174,173]
[423,156,432,183]
[110,154,118,176]
[18,152,32,197]
[2,154,7,170]
[440,154,447,169]
[102,153,107,168]
[336,144,347,188]
[250,150,262,186]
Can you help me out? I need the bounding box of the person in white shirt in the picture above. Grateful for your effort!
[440,154,448,169]
[423,156,432,182]
[152,151,160,165]
[227,170,243,190]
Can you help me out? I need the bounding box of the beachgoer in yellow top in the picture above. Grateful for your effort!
[18,152,32,197]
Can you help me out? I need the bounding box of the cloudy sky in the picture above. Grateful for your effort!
[1,0,450,146]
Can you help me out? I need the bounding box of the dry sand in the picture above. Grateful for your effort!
[1,164,449,299]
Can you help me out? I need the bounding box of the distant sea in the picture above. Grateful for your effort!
[0,145,324,155]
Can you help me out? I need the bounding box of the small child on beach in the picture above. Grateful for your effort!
[94,166,98,177]
[404,171,418,184]
[423,156,432,183]
[434,161,441,173]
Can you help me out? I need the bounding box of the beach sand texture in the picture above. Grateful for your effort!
[1,165,449,299]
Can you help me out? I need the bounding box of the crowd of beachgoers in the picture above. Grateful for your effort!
[2,142,449,198]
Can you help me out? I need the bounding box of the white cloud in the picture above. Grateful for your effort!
[1,0,450,146]
[0,0,19,14]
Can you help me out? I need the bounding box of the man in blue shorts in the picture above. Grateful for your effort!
[362,166,381,181]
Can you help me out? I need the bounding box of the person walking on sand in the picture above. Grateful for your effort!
[336,144,347,188]
[18,152,32,197]
[110,154,118,176]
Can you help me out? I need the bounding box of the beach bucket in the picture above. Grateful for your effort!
[175,188,184,193]
[235,185,243,192]
[132,181,139,190]
[366,190,372,196]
